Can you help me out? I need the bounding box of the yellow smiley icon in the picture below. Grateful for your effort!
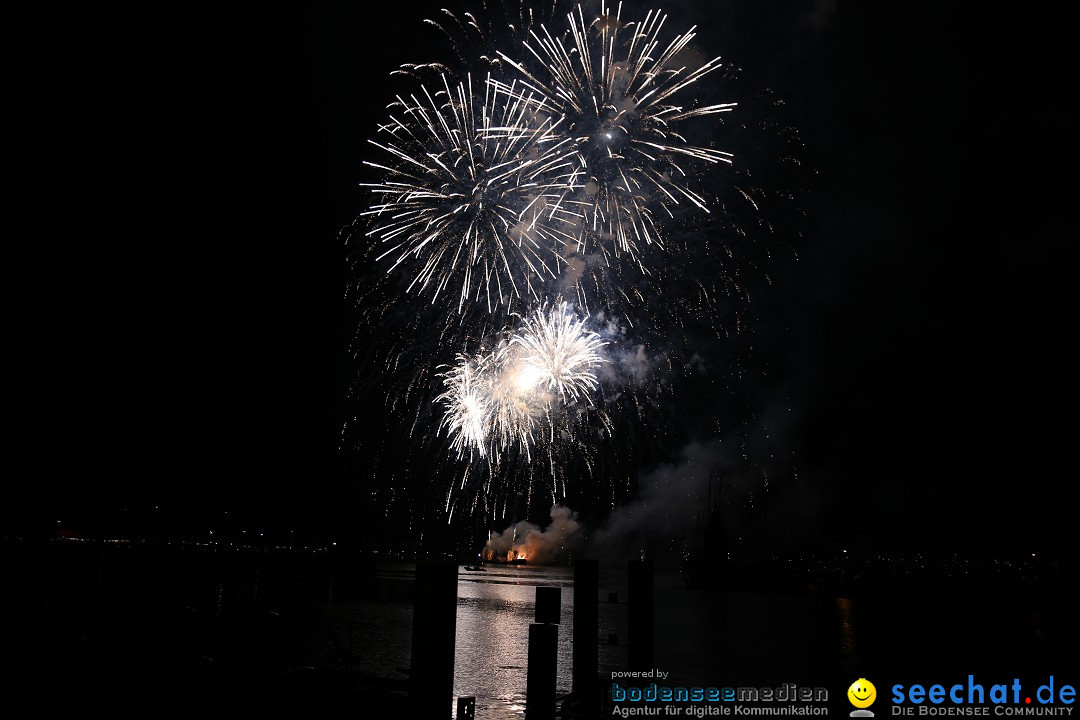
[848,679,877,708]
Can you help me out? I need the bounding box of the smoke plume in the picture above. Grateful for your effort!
[483,505,582,563]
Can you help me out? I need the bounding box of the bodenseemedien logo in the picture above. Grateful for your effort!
[849,679,878,717]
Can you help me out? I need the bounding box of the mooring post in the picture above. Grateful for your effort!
[628,559,654,671]
[456,695,476,720]
[526,586,560,720]
[410,561,458,719]
[573,558,600,713]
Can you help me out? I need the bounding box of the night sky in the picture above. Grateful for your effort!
[15,1,1076,558]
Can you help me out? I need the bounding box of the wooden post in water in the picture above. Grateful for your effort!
[628,559,654,671]
[526,586,560,720]
[456,696,476,720]
[573,559,600,713]
[410,562,458,719]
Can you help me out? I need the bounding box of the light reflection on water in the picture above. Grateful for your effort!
[835,596,860,675]
[331,564,612,720]
[330,564,861,719]
[454,566,576,718]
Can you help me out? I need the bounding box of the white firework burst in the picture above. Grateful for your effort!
[492,2,736,266]
[360,73,582,312]
[436,353,497,457]
[510,300,606,402]
[436,301,607,461]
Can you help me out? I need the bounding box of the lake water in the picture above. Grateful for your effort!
[325,562,860,718]
[325,563,620,718]
[324,561,1073,719]
[13,545,1072,719]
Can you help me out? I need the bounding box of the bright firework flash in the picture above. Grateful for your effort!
[437,301,608,463]
[434,300,620,516]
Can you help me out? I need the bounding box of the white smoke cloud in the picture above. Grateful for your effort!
[591,440,733,560]
[589,398,814,561]
[593,311,658,384]
[483,505,582,563]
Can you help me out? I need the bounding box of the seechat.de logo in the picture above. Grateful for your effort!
[891,676,1076,715]
[849,679,878,718]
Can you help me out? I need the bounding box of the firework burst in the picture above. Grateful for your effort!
[491,2,736,268]
[437,300,608,464]
[360,73,581,312]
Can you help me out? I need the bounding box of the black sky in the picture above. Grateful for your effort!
[14,1,1077,555]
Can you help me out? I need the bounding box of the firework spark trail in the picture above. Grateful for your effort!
[393,3,566,82]
[489,2,735,267]
[360,73,584,312]
[437,301,607,463]
[437,352,497,457]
